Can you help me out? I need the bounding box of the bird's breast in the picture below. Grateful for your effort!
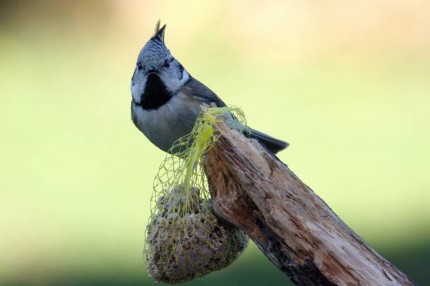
[132,91,202,152]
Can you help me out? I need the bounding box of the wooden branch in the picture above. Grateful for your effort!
[203,120,416,286]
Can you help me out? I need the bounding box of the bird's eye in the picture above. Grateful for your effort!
[163,59,170,68]
[137,62,143,70]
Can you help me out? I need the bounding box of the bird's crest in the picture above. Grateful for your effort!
[152,20,166,42]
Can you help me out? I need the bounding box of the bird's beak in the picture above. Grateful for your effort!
[147,69,158,75]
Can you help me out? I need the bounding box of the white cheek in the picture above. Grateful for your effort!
[181,71,190,84]
[131,75,147,102]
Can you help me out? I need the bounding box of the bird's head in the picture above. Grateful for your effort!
[131,22,189,107]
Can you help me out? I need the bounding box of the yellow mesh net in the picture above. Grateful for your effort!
[144,106,249,284]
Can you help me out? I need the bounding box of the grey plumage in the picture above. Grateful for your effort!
[131,23,288,154]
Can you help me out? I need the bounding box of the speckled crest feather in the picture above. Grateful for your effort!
[152,20,166,42]
[138,22,171,66]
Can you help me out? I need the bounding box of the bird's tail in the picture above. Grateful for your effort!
[248,128,288,154]
[223,112,288,154]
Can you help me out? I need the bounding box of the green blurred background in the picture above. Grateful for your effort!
[1,1,429,285]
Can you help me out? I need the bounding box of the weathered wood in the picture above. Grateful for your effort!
[204,120,416,286]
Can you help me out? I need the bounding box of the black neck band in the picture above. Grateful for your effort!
[138,73,172,110]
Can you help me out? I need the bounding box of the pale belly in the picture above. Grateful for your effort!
[132,92,202,153]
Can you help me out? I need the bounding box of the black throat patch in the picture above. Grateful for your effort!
[138,73,172,110]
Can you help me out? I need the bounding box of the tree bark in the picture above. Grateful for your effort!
[203,120,416,286]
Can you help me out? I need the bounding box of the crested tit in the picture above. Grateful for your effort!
[131,23,288,154]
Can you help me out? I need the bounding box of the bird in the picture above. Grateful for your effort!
[131,22,288,154]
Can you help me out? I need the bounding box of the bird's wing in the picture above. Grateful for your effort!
[181,77,227,107]
[181,76,288,154]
